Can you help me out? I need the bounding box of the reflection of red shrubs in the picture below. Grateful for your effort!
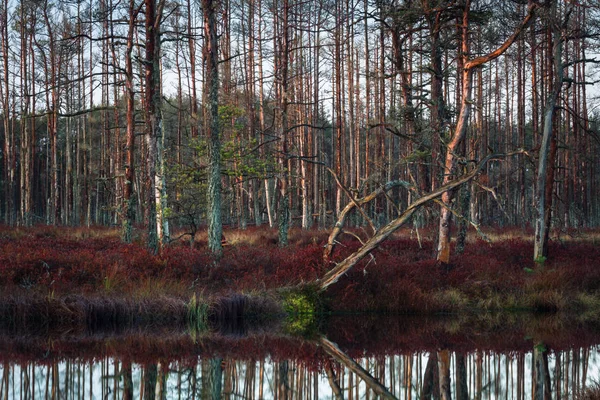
[0,313,598,365]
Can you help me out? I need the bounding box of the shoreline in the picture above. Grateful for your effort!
[1,225,600,323]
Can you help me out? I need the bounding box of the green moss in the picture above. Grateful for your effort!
[280,285,323,337]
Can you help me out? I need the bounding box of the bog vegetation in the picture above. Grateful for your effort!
[2,226,600,321]
[1,0,600,326]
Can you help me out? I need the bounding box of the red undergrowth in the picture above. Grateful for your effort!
[1,225,599,313]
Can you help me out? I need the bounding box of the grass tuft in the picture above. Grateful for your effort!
[187,293,209,338]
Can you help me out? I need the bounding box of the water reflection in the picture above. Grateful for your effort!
[0,316,599,399]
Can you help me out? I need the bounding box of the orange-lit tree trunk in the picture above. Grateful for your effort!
[122,0,140,243]
[437,0,537,265]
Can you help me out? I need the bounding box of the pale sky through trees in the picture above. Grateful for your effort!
[0,0,599,249]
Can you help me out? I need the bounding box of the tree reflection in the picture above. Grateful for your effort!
[0,345,599,399]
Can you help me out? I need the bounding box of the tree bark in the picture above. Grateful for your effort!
[534,0,564,262]
[437,1,537,265]
[438,349,451,400]
[318,153,521,291]
[144,0,167,253]
[188,0,199,139]
[319,337,395,399]
[276,0,290,247]
[203,0,223,257]
[122,0,140,243]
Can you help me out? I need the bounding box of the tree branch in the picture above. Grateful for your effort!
[317,151,528,292]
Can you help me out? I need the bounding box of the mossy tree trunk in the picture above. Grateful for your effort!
[203,0,223,258]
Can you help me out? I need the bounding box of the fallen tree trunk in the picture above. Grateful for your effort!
[319,337,396,399]
[317,152,525,292]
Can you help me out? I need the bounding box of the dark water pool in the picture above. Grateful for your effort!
[0,313,598,399]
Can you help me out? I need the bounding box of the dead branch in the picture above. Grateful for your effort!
[317,151,526,292]
[319,337,396,399]
[323,179,412,262]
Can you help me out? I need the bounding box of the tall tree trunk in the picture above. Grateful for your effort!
[334,0,343,217]
[276,0,290,247]
[43,0,59,225]
[143,364,158,400]
[455,353,469,400]
[122,361,134,400]
[534,1,563,263]
[437,0,473,265]
[122,0,140,243]
[1,0,13,224]
[203,0,223,257]
[19,7,33,226]
[437,0,537,265]
[256,0,273,228]
[188,0,199,139]
[144,0,167,253]
[438,350,452,400]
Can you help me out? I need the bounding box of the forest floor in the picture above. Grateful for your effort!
[1,225,600,331]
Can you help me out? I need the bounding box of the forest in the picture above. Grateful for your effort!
[0,0,599,265]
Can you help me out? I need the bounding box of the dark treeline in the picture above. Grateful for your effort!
[0,0,599,256]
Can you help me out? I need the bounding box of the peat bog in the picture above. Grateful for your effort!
[1,225,600,328]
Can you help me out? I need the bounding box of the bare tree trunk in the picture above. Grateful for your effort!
[319,337,395,399]
[188,0,199,139]
[143,364,157,400]
[203,0,223,257]
[43,0,59,225]
[324,364,343,400]
[276,0,290,247]
[122,362,134,400]
[437,1,537,265]
[256,0,274,228]
[438,350,451,400]
[437,0,473,265]
[1,0,13,224]
[318,152,519,291]
[19,7,33,226]
[122,0,140,243]
[455,353,469,400]
[334,0,343,217]
[533,344,546,400]
[534,1,564,262]
[144,0,166,253]
[422,352,439,400]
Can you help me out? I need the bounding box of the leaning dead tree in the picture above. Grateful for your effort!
[319,337,396,399]
[317,151,527,292]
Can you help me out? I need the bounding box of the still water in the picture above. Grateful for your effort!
[0,314,598,399]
